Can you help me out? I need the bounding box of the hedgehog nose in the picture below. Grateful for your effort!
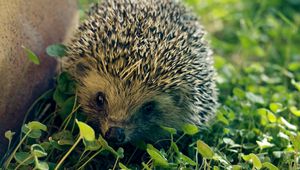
[105,127,125,143]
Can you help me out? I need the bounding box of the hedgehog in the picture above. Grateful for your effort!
[63,0,217,144]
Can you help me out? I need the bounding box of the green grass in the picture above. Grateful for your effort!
[1,0,300,169]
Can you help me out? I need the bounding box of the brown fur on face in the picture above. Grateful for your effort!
[77,69,194,142]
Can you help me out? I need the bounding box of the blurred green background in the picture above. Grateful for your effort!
[185,0,300,67]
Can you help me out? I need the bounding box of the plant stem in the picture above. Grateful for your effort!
[112,156,119,170]
[4,131,31,169]
[76,149,87,167]
[54,136,81,170]
[175,133,186,143]
[3,139,12,164]
[75,150,91,168]
[20,89,53,140]
[15,155,33,169]
[78,149,103,170]
[61,93,79,131]
[294,151,298,170]
[199,158,204,170]
[142,158,153,170]
[126,147,138,164]
[195,150,199,170]
[61,104,81,131]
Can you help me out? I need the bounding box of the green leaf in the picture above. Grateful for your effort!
[160,126,177,135]
[278,132,289,141]
[57,72,76,95]
[262,162,279,170]
[32,149,47,158]
[257,108,268,115]
[232,165,242,170]
[31,144,47,158]
[242,153,262,169]
[243,143,257,150]
[117,147,125,158]
[34,161,49,170]
[196,140,214,159]
[146,144,161,154]
[290,106,300,117]
[53,88,69,107]
[257,108,269,125]
[40,142,51,152]
[76,119,95,141]
[272,151,283,158]
[213,166,220,170]
[178,152,196,166]
[181,123,199,135]
[290,134,300,151]
[46,44,67,57]
[14,152,34,165]
[216,110,229,125]
[119,162,131,170]
[51,130,74,146]
[22,124,42,138]
[53,72,75,107]
[214,55,226,69]
[171,142,179,153]
[5,130,15,141]
[29,130,42,139]
[28,121,47,131]
[233,87,245,99]
[250,154,262,169]
[288,62,300,71]
[58,96,75,119]
[83,139,101,151]
[48,137,64,151]
[57,139,74,146]
[267,111,277,123]
[256,138,274,150]
[241,154,251,161]
[291,79,300,91]
[146,144,168,167]
[22,46,40,65]
[211,153,229,166]
[269,103,283,113]
[223,137,235,145]
[21,124,31,134]
[278,117,297,130]
[246,92,264,104]
[97,135,120,157]
[257,108,277,123]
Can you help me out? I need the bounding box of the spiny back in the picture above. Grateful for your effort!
[65,0,217,127]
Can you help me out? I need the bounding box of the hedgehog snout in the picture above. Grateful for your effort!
[104,126,125,143]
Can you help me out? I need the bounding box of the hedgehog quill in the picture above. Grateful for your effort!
[64,0,217,144]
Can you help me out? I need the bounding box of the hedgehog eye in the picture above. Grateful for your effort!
[142,101,156,114]
[96,92,105,108]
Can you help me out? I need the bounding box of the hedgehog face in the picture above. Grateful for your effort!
[77,69,192,143]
